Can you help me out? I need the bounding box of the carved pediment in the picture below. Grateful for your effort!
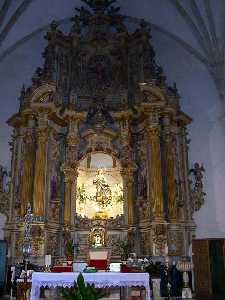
[139,83,166,102]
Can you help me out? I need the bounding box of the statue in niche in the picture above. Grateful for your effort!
[89,227,106,248]
[93,169,112,218]
[94,234,102,247]
[137,171,147,198]
[50,169,61,199]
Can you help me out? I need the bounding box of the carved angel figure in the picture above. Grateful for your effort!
[189,162,206,213]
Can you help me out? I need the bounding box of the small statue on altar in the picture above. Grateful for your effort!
[89,227,106,248]
[94,234,102,247]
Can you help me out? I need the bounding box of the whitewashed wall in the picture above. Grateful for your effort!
[153,33,225,238]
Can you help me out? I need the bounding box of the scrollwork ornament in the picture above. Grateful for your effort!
[152,224,167,256]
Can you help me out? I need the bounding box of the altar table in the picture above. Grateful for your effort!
[30,272,151,300]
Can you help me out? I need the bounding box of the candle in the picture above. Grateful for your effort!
[45,255,48,266]
[45,255,51,266]
[165,245,169,255]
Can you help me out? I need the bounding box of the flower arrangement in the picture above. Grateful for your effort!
[77,184,90,204]
[116,239,130,260]
[127,257,150,270]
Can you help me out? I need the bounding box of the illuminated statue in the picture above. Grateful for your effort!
[89,227,106,247]
[94,234,102,247]
[93,169,112,212]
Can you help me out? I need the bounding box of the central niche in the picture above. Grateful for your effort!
[76,152,123,219]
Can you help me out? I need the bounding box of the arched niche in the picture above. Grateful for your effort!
[76,152,124,220]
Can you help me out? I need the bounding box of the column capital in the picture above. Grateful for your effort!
[163,126,173,141]
[66,133,79,146]
[24,129,35,143]
[62,165,78,183]
[36,127,49,141]
[146,125,160,137]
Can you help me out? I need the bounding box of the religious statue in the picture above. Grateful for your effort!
[89,226,106,248]
[93,169,112,219]
[189,162,206,212]
[94,234,102,247]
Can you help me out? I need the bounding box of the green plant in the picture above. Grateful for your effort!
[59,273,106,300]
[117,239,130,260]
[77,184,89,204]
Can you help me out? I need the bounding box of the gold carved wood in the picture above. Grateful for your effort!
[33,128,48,215]
[121,167,134,226]
[164,124,177,221]
[63,167,77,225]
[148,124,164,220]
[6,0,197,261]
[20,130,35,216]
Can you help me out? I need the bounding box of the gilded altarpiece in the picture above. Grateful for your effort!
[4,0,201,263]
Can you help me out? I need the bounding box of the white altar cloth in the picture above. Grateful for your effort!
[30,272,151,300]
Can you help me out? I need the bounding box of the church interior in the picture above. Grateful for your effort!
[0,0,225,299]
